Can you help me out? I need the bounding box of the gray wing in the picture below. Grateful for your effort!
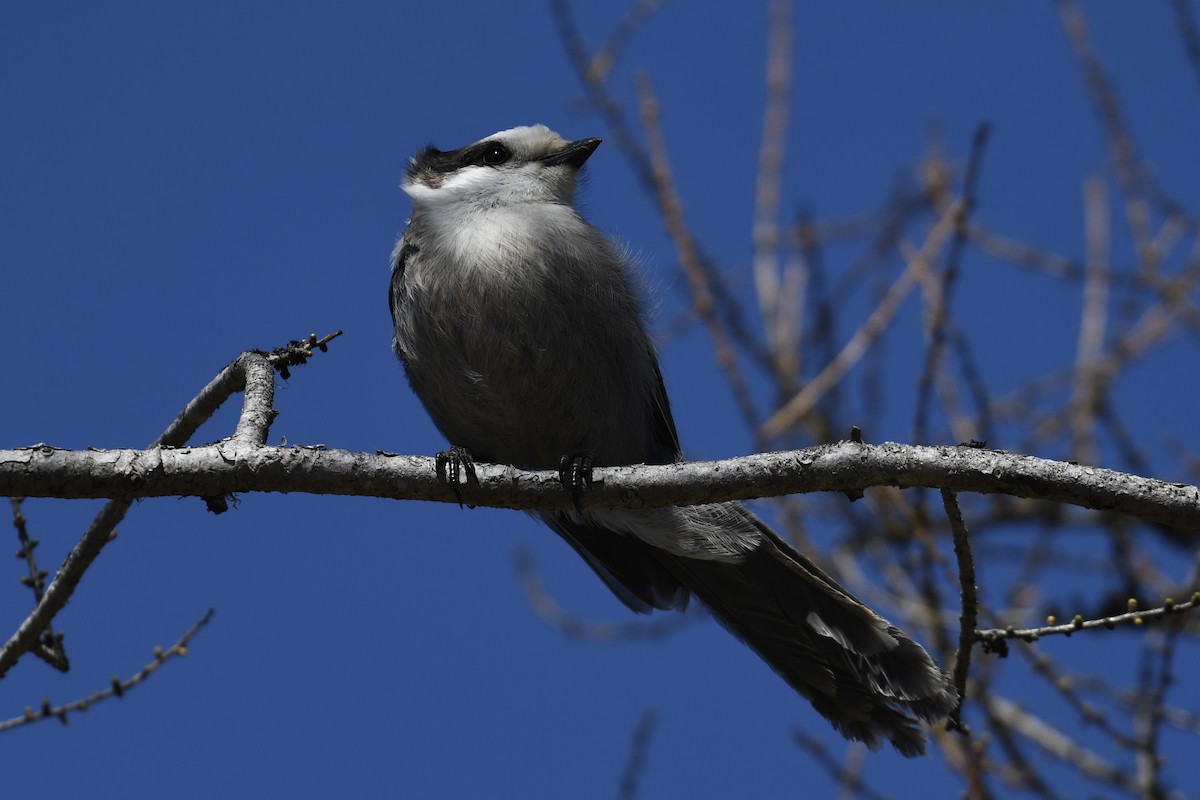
[389,237,418,363]
[646,355,681,463]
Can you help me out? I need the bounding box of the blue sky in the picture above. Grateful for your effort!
[3,2,1198,797]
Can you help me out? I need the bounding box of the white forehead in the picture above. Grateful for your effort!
[483,124,568,158]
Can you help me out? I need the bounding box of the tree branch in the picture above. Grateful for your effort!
[0,609,214,733]
[3,440,1198,529]
[0,335,338,678]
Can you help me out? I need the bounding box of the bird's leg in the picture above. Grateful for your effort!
[436,445,477,508]
[558,450,595,512]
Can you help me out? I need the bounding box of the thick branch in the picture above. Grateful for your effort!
[2,441,1198,530]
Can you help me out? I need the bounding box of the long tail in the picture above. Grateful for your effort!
[544,503,957,756]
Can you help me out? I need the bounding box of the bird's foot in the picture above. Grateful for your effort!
[558,450,595,512]
[436,445,477,508]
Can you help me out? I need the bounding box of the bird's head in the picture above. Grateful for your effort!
[403,125,601,210]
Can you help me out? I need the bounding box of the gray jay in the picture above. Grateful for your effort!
[390,124,956,756]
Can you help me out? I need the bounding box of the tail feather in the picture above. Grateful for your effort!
[540,511,689,613]
[548,503,957,757]
[660,534,956,756]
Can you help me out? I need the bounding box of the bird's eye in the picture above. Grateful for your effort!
[480,143,510,166]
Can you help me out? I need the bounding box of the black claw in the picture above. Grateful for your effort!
[436,445,477,508]
[558,451,595,512]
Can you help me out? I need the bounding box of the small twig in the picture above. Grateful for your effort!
[978,688,1080,800]
[1058,0,1189,237]
[551,0,775,376]
[1173,0,1200,92]
[976,592,1200,647]
[1094,397,1152,477]
[10,499,45,602]
[0,332,339,679]
[635,73,765,443]
[913,122,990,446]
[1015,644,1136,749]
[983,692,1151,796]
[267,330,343,380]
[942,489,977,734]
[616,708,658,800]
[762,200,961,438]
[584,0,665,85]
[0,498,134,680]
[1132,556,1196,797]
[0,609,214,733]
[513,546,692,644]
[948,327,995,446]
[790,730,892,800]
[1068,173,1110,466]
[751,0,794,377]
[9,499,68,671]
[551,0,658,195]
[967,223,1086,281]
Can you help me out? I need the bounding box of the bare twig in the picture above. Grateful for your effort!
[791,730,892,800]
[10,499,67,671]
[616,708,658,800]
[1015,644,1137,749]
[635,74,765,441]
[0,609,214,733]
[0,497,133,680]
[913,122,990,446]
[983,693,1164,797]
[0,333,339,678]
[1174,0,1200,92]
[752,0,794,380]
[1132,557,1196,797]
[943,489,978,733]
[585,0,665,84]
[1069,174,1110,466]
[513,545,692,643]
[1058,0,1191,233]
[976,592,1200,646]
[551,0,773,374]
[762,200,961,438]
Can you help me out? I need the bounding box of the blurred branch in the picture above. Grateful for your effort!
[1174,0,1200,91]
[1068,174,1110,465]
[752,0,796,385]
[1015,644,1137,749]
[635,73,765,440]
[584,0,665,85]
[982,692,1150,797]
[548,0,1200,794]
[791,730,893,800]
[513,545,692,643]
[616,708,659,800]
[913,122,991,446]
[1058,0,1192,228]
[552,0,774,377]
[762,199,960,437]
[944,489,978,732]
